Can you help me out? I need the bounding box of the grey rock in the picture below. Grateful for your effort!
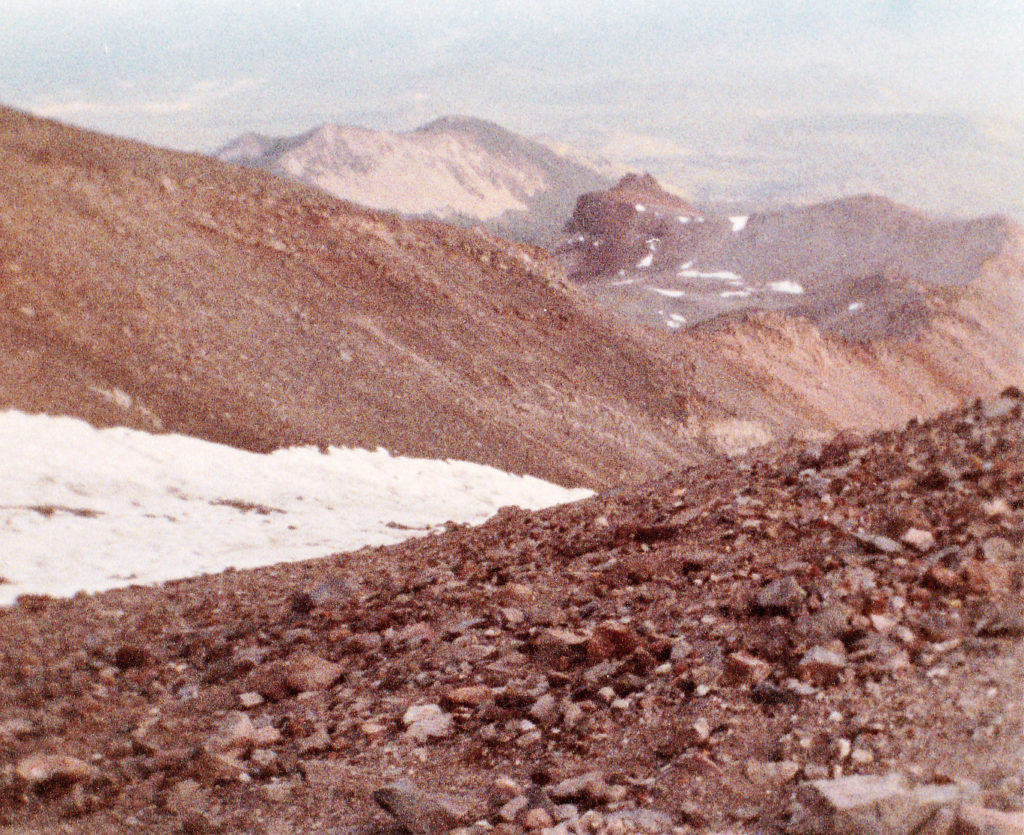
[373,779,479,834]
[795,773,978,835]
[756,576,808,613]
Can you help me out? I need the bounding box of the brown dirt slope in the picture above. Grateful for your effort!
[0,105,721,489]
[0,391,1021,833]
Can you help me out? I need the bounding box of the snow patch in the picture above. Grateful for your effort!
[729,215,749,233]
[637,253,654,269]
[0,412,592,605]
[678,268,743,282]
[635,204,646,212]
[767,280,804,294]
[720,290,752,298]
[650,287,687,298]
[848,301,864,312]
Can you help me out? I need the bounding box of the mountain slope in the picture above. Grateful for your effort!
[556,174,1024,441]
[216,116,614,245]
[0,105,734,489]
[1,392,1022,832]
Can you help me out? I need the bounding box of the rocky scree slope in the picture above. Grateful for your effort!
[557,174,1024,443]
[0,105,724,489]
[217,116,614,246]
[1,389,1022,833]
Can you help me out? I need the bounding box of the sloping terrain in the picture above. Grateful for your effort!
[217,116,614,245]
[1,391,1021,833]
[556,175,1024,443]
[0,105,725,489]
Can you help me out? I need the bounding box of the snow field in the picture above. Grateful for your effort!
[0,412,592,605]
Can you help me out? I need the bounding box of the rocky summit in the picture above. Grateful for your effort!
[1,389,1021,833]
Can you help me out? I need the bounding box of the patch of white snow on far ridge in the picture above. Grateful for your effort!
[720,289,751,298]
[768,280,804,294]
[679,268,743,282]
[637,253,654,268]
[635,204,646,212]
[848,301,864,311]
[0,412,593,605]
[729,215,749,233]
[650,287,687,298]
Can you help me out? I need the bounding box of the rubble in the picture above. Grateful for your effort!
[0,396,1022,832]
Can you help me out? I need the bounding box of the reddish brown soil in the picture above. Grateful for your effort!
[1,392,1021,833]
[0,105,717,489]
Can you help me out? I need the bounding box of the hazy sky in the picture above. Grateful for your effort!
[4,0,1024,217]
[4,0,1023,151]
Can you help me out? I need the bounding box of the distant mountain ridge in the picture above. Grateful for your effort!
[554,174,1024,436]
[216,116,614,245]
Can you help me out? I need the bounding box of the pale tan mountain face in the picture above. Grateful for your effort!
[216,116,613,245]
[556,174,1024,444]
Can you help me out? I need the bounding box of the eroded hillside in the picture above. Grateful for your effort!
[0,106,712,489]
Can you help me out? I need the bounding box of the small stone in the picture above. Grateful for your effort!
[523,807,554,830]
[498,795,529,823]
[561,700,585,729]
[926,565,961,591]
[956,804,1024,835]
[163,778,206,814]
[361,721,386,739]
[208,711,260,753]
[586,622,640,663]
[284,651,344,692]
[853,531,902,554]
[402,704,453,742]
[529,693,558,724]
[961,560,1012,595]
[723,651,772,686]
[490,776,525,805]
[535,629,589,670]
[0,718,36,739]
[444,686,494,708]
[744,759,800,786]
[238,692,264,709]
[548,771,613,806]
[675,752,722,777]
[983,536,1015,565]
[756,576,807,613]
[796,773,974,835]
[850,748,875,766]
[901,528,936,552]
[373,779,478,834]
[15,753,98,787]
[797,646,846,686]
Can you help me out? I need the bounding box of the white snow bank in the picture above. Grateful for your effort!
[637,253,654,268]
[848,301,864,312]
[0,412,592,605]
[767,280,804,294]
[729,215,749,233]
[650,287,687,298]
